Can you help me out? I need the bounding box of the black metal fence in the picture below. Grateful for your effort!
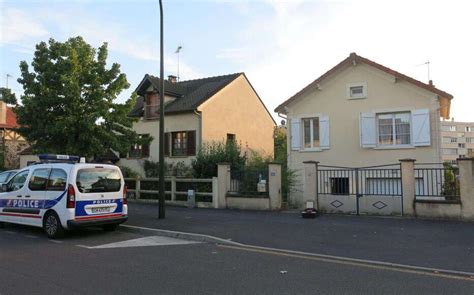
[317,164,402,196]
[229,167,269,197]
[414,163,460,200]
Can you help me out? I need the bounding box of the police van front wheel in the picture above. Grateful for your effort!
[43,212,64,239]
[0,221,5,228]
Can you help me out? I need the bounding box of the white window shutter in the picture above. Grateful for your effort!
[290,118,301,151]
[320,116,330,149]
[360,112,376,148]
[412,109,431,146]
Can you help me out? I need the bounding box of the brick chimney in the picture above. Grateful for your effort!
[168,75,177,83]
[429,80,434,87]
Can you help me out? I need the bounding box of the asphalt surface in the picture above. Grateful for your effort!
[127,202,474,273]
[1,223,473,295]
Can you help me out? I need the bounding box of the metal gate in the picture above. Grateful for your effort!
[316,164,403,216]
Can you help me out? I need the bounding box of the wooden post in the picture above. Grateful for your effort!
[212,177,219,209]
[171,176,177,202]
[135,177,141,200]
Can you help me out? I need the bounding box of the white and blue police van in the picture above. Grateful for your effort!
[0,155,128,238]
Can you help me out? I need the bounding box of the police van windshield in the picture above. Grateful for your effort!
[76,168,121,193]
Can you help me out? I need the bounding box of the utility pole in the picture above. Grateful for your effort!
[158,0,166,219]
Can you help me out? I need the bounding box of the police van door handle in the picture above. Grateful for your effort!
[16,195,22,198]
[24,195,31,198]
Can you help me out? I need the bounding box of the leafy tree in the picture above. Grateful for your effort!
[15,37,144,158]
[0,87,17,105]
[274,126,287,164]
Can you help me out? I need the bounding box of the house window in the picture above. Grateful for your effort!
[302,117,320,149]
[172,132,187,156]
[450,137,458,143]
[129,134,150,158]
[227,133,236,144]
[145,92,159,119]
[169,131,196,156]
[347,82,367,99]
[377,112,411,146]
[458,143,465,148]
[466,137,473,143]
[350,86,363,97]
[449,126,456,131]
[442,148,458,155]
[442,137,452,143]
[465,126,472,132]
[330,177,349,194]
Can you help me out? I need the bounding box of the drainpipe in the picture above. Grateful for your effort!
[194,109,202,150]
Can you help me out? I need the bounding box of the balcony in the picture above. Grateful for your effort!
[144,104,160,120]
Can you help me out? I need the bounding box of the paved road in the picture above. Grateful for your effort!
[1,224,473,295]
[127,203,474,273]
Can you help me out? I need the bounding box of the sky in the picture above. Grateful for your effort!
[0,0,473,122]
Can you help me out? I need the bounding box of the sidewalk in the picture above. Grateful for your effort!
[127,202,474,272]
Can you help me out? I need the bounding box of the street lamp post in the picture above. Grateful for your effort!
[158,0,166,219]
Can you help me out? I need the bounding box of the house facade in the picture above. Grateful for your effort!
[440,120,474,164]
[0,101,30,169]
[119,73,275,175]
[275,53,453,206]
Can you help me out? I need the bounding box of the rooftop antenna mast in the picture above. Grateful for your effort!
[175,45,182,81]
[6,74,12,89]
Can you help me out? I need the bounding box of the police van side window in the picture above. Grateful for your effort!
[8,170,30,192]
[29,168,51,191]
[47,169,67,191]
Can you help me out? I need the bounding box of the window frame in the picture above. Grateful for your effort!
[376,112,412,147]
[347,82,367,99]
[171,131,188,157]
[129,134,150,159]
[301,117,321,150]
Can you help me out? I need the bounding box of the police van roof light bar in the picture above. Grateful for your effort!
[38,154,81,163]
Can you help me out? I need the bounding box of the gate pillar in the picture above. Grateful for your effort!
[303,161,319,209]
[400,159,416,216]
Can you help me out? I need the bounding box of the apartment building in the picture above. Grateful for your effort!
[440,120,474,164]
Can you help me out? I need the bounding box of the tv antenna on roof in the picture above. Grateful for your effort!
[175,45,182,81]
[415,61,430,83]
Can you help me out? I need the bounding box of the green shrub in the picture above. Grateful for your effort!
[119,166,140,178]
[143,160,194,177]
[192,141,246,178]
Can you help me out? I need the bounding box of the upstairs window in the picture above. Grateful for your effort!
[450,137,458,143]
[347,82,367,99]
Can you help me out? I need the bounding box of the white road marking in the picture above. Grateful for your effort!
[80,236,201,249]
[49,240,63,244]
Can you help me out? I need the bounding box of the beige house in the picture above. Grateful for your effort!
[119,73,275,175]
[440,120,474,164]
[275,53,453,206]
